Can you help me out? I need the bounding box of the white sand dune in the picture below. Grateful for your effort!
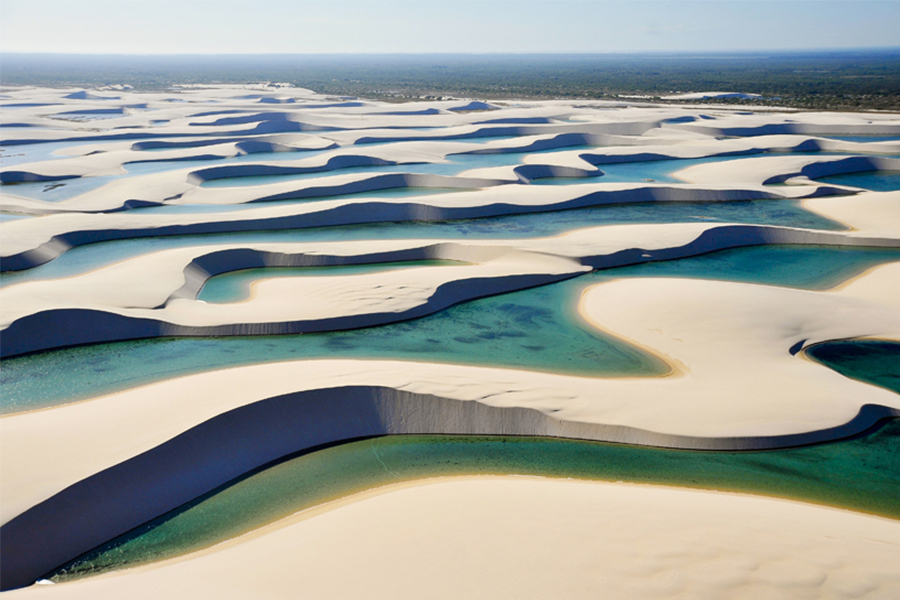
[2,218,898,356]
[1,86,899,594]
[3,262,899,584]
[677,154,900,186]
[671,110,900,138]
[0,181,840,268]
[6,478,900,600]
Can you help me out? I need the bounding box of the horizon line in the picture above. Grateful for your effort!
[4,48,900,58]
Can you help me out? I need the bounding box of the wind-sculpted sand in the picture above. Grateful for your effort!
[1,85,898,596]
[6,478,900,600]
[0,181,849,271]
[4,220,898,357]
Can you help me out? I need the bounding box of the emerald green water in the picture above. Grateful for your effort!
[198,260,465,304]
[806,340,900,395]
[47,419,900,583]
[3,245,898,414]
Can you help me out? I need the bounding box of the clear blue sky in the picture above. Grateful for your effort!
[1,0,898,55]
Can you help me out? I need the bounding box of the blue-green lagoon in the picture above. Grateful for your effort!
[0,199,844,289]
[816,170,900,192]
[46,416,900,583]
[3,244,897,413]
[807,339,900,395]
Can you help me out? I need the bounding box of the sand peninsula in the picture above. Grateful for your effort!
[1,84,899,597]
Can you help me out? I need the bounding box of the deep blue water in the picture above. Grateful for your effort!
[816,170,900,192]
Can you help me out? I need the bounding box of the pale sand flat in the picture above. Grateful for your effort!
[834,261,900,310]
[675,154,900,186]
[805,190,900,236]
[7,478,899,600]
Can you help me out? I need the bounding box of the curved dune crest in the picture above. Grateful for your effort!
[0,181,848,271]
[673,110,900,138]
[3,85,900,594]
[2,381,899,589]
[676,154,900,186]
[3,261,900,586]
[3,221,898,356]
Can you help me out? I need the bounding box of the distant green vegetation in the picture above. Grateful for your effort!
[2,51,899,111]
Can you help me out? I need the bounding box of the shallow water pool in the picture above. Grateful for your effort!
[3,245,896,413]
[46,413,900,583]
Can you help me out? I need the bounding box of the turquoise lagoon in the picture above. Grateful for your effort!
[0,213,29,222]
[816,170,900,192]
[35,319,900,583]
[0,199,844,289]
[0,141,103,169]
[0,151,333,202]
[0,154,302,203]
[47,414,900,583]
[198,151,897,188]
[807,339,900,396]
[2,147,888,203]
[40,335,900,583]
[533,155,738,185]
[3,245,898,413]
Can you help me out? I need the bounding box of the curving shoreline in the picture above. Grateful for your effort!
[3,221,899,357]
[4,261,900,588]
[2,86,899,596]
[0,181,856,270]
[10,476,900,600]
[43,423,900,584]
[3,384,899,590]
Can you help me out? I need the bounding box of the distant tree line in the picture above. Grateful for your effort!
[2,51,898,111]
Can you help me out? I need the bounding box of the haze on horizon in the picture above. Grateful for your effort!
[1,0,899,56]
